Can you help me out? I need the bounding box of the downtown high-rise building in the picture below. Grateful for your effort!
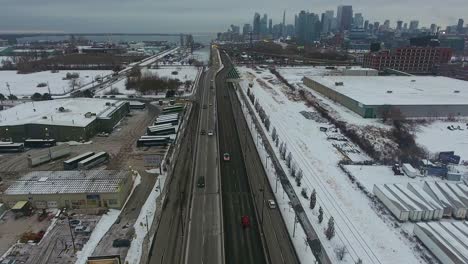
[253,13,261,36]
[457,18,464,34]
[296,10,321,45]
[242,24,252,35]
[409,20,419,32]
[396,20,403,31]
[337,5,353,31]
[364,20,369,31]
[260,14,268,36]
[321,10,334,33]
[353,13,364,29]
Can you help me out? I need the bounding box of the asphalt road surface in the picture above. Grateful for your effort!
[148,80,200,264]
[184,50,223,264]
[215,51,266,264]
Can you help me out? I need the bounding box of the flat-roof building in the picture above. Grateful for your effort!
[303,76,468,118]
[2,170,133,210]
[0,98,129,141]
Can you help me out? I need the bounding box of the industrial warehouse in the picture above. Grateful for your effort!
[303,76,468,118]
[2,170,133,210]
[0,98,130,142]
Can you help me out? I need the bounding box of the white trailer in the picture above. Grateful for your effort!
[385,184,424,221]
[407,183,444,220]
[423,182,454,217]
[402,163,418,178]
[446,183,468,220]
[373,184,410,221]
[27,144,70,167]
[414,222,468,264]
[394,184,435,221]
[435,182,467,219]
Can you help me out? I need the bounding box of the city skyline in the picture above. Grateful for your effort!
[0,0,467,33]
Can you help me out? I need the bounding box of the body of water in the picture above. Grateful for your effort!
[16,33,216,45]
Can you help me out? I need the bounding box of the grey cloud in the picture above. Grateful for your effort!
[0,0,466,33]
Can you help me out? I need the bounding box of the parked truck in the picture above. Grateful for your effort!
[27,144,70,167]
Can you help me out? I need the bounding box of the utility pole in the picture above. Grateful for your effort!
[64,210,77,252]
[6,82,12,101]
[293,213,298,237]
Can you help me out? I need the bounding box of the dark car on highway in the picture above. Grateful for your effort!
[241,215,250,228]
[197,176,205,188]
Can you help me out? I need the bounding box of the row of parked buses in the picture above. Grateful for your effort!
[63,151,109,170]
[0,139,57,153]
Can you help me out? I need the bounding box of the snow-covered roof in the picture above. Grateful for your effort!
[0,98,126,127]
[305,76,468,105]
[4,170,130,195]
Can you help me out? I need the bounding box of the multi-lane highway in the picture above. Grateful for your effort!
[215,52,266,264]
[218,51,300,264]
[148,47,299,264]
[184,49,223,264]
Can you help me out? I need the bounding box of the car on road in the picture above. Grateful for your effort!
[197,176,205,188]
[209,103,213,106]
[223,153,230,161]
[200,129,206,135]
[241,215,250,228]
[267,199,277,209]
[69,219,81,227]
[208,130,214,136]
[203,104,207,109]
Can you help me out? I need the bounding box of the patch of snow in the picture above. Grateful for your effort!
[415,120,468,161]
[124,174,166,264]
[75,209,121,264]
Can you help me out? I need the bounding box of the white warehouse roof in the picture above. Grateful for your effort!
[0,98,127,127]
[305,76,468,106]
[4,170,130,195]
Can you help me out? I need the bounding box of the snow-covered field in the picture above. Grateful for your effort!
[237,66,425,264]
[96,66,199,96]
[415,120,468,161]
[0,70,112,96]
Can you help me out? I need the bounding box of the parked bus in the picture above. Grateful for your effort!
[162,104,184,114]
[147,126,176,136]
[24,139,56,148]
[78,152,109,170]
[63,152,95,170]
[137,137,171,147]
[0,143,25,153]
[154,118,179,126]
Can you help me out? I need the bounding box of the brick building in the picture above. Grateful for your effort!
[363,47,452,73]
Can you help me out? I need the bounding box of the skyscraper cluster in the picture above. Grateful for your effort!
[218,5,466,44]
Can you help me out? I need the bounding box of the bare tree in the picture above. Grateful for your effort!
[318,206,323,223]
[336,245,347,260]
[325,216,335,240]
[310,189,317,209]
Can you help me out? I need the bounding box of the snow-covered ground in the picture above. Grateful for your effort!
[96,66,199,96]
[0,70,111,96]
[124,174,166,264]
[237,66,425,264]
[343,165,449,193]
[415,120,468,161]
[75,209,121,264]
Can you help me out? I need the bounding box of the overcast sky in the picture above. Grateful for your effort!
[0,0,466,33]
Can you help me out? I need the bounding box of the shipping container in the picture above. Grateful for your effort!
[402,163,418,178]
[27,145,70,167]
[394,184,435,221]
[407,183,444,220]
[147,126,176,136]
[137,137,171,147]
[414,222,468,264]
[423,182,454,217]
[434,182,466,219]
[373,184,410,221]
[385,184,424,221]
